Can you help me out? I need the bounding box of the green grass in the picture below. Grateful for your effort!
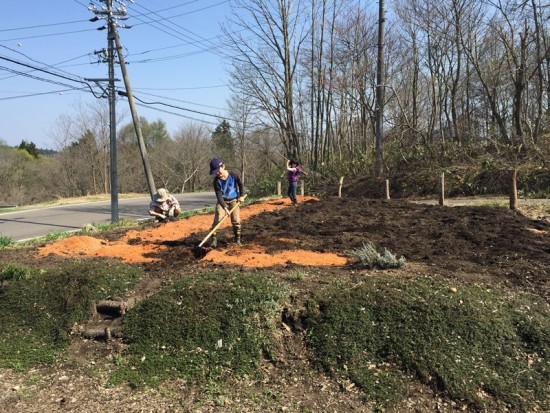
[0,235,14,248]
[306,276,550,411]
[0,260,141,370]
[479,200,507,208]
[111,271,289,388]
[84,218,141,232]
[0,263,36,282]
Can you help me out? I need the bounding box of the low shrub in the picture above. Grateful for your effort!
[348,242,406,269]
[0,235,14,248]
[0,260,141,370]
[112,271,289,388]
[306,276,550,411]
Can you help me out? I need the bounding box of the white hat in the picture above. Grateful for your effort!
[155,188,169,202]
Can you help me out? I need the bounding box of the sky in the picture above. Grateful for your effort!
[0,0,233,150]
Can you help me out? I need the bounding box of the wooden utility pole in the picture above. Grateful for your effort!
[112,25,156,199]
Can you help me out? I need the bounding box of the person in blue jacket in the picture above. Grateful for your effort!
[209,158,245,247]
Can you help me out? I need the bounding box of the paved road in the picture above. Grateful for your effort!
[0,192,217,242]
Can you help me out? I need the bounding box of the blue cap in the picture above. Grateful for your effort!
[209,158,223,175]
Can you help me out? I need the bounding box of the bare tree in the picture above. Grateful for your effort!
[223,0,309,159]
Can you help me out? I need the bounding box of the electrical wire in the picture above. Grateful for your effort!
[133,90,226,110]
[0,88,86,101]
[0,55,104,98]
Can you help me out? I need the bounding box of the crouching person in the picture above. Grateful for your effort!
[149,188,181,222]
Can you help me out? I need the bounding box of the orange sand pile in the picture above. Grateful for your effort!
[37,197,347,268]
[205,244,347,267]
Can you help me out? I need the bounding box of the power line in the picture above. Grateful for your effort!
[0,28,95,43]
[120,90,224,120]
[134,90,226,110]
[0,19,88,33]
[133,101,219,126]
[0,55,104,98]
[0,88,85,101]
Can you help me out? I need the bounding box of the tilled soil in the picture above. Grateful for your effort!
[1,195,548,412]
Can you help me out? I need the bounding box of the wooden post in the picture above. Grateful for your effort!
[439,172,445,206]
[338,177,344,198]
[509,168,517,210]
[300,181,305,196]
[385,179,390,199]
[277,181,281,196]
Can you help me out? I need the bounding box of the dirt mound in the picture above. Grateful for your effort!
[36,195,549,300]
[37,197,347,267]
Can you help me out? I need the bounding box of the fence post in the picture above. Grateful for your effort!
[277,181,281,196]
[439,172,445,206]
[338,177,344,198]
[509,168,517,210]
[385,179,390,199]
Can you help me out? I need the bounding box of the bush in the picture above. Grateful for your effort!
[112,271,289,388]
[348,242,406,269]
[0,263,34,282]
[0,235,14,249]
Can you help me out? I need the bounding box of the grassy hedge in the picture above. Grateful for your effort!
[0,261,141,369]
[306,276,550,411]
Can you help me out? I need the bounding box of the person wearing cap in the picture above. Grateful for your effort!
[209,158,245,247]
[149,188,181,222]
[286,158,307,206]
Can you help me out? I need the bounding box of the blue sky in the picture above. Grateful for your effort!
[0,0,232,149]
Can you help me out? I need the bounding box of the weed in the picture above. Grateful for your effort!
[85,218,140,232]
[306,277,550,411]
[479,201,506,208]
[44,231,71,242]
[112,271,289,388]
[0,235,14,248]
[348,242,406,269]
[0,263,34,282]
[286,270,307,281]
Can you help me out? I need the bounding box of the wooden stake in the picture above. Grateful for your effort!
[385,179,390,199]
[338,177,344,198]
[300,181,305,196]
[509,168,517,210]
[439,172,445,206]
[277,181,281,196]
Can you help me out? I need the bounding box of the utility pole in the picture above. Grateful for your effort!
[374,0,385,178]
[90,0,126,223]
[112,27,156,199]
[90,0,156,215]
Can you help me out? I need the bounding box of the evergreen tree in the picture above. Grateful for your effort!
[18,140,39,159]
[211,120,235,168]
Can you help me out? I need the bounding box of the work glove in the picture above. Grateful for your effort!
[168,207,175,217]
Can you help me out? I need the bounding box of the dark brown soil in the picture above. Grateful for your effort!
[1,196,548,412]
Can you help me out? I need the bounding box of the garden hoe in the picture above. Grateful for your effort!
[193,195,246,258]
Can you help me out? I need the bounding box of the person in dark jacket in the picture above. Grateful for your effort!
[208,158,245,247]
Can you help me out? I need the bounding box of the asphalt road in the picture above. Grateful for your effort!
[0,192,217,242]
